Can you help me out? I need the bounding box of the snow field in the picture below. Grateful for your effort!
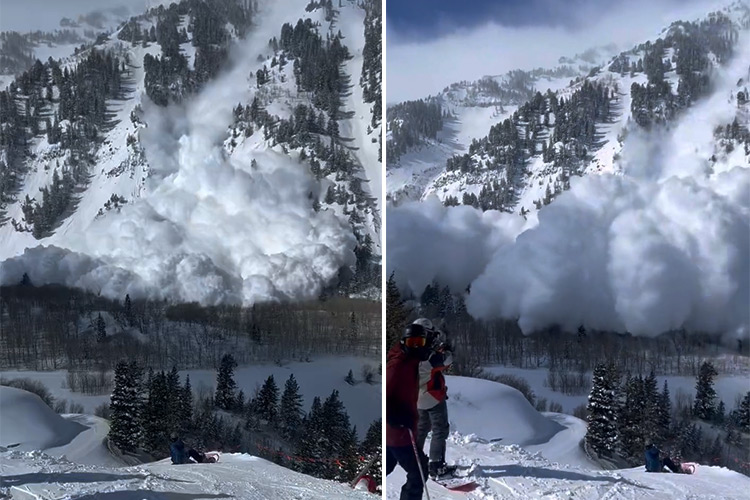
[386,376,750,499]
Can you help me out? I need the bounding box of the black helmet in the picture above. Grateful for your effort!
[403,323,427,340]
[170,432,179,441]
[401,323,430,359]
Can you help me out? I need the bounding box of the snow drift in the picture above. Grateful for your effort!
[445,375,564,445]
[0,386,86,451]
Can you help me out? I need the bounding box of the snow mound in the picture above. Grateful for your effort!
[446,376,564,445]
[0,386,86,451]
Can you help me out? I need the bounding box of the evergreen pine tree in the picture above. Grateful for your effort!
[235,390,246,413]
[739,392,750,432]
[693,361,718,420]
[279,374,304,441]
[295,396,325,476]
[657,380,672,440]
[256,375,279,424]
[180,375,193,432]
[166,366,181,431]
[109,361,142,452]
[642,370,660,444]
[96,313,106,342]
[386,272,409,348]
[586,363,618,457]
[215,353,238,411]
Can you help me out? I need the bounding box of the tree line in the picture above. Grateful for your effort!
[586,361,750,475]
[0,283,380,371]
[386,274,748,377]
[108,354,381,486]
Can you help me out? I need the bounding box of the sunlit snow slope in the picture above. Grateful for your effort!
[0,387,372,499]
[386,377,750,499]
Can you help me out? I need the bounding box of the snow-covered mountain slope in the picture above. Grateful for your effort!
[386,1,750,338]
[0,0,381,304]
[0,387,373,499]
[386,377,750,499]
[386,1,750,215]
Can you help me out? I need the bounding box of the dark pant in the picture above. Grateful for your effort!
[386,445,429,500]
[417,400,449,464]
[663,456,680,473]
[188,449,205,463]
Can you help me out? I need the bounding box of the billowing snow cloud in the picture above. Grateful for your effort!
[0,0,356,304]
[387,32,750,339]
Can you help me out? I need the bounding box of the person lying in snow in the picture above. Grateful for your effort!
[170,433,213,464]
[645,443,680,473]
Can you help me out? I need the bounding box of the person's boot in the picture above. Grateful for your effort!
[429,461,457,478]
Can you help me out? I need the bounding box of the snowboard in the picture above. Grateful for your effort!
[680,462,697,474]
[349,453,379,493]
[432,467,479,493]
[204,452,220,463]
[432,476,480,492]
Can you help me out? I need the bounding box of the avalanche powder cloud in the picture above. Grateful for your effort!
[387,33,750,340]
[0,0,356,304]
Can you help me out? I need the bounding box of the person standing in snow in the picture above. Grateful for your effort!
[386,322,432,500]
[414,318,455,478]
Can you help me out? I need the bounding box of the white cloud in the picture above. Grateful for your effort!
[386,0,727,103]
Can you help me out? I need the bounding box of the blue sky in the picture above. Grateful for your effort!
[387,0,610,38]
[386,0,721,103]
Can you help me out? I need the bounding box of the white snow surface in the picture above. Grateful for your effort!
[0,386,372,499]
[0,386,86,452]
[386,376,750,499]
[0,0,378,305]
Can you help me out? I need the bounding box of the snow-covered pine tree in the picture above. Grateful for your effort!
[143,370,169,453]
[215,353,238,411]
[279,374,304,442]
[320,389,354,479]
[586,363,618,457]
[642,370,660,444]
[95,313,106,343]
[109,361,143,452]
[166,366,181,431]
[693,361,718,420]
[657,380,672,440]
[295,396,325,477]
[256,375,279,424]
[739,392,750,432]
[618,373,645,461]
[235,389,246,413]
[179,374,193,432]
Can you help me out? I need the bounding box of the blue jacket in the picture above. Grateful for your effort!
[170,439,187,464]
[645,447,661,472]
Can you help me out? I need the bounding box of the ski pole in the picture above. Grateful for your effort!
[407,428,431,500]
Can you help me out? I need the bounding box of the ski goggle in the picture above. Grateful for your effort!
[404,336,427,348]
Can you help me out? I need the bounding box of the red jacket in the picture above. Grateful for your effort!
[386,342,420,447]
